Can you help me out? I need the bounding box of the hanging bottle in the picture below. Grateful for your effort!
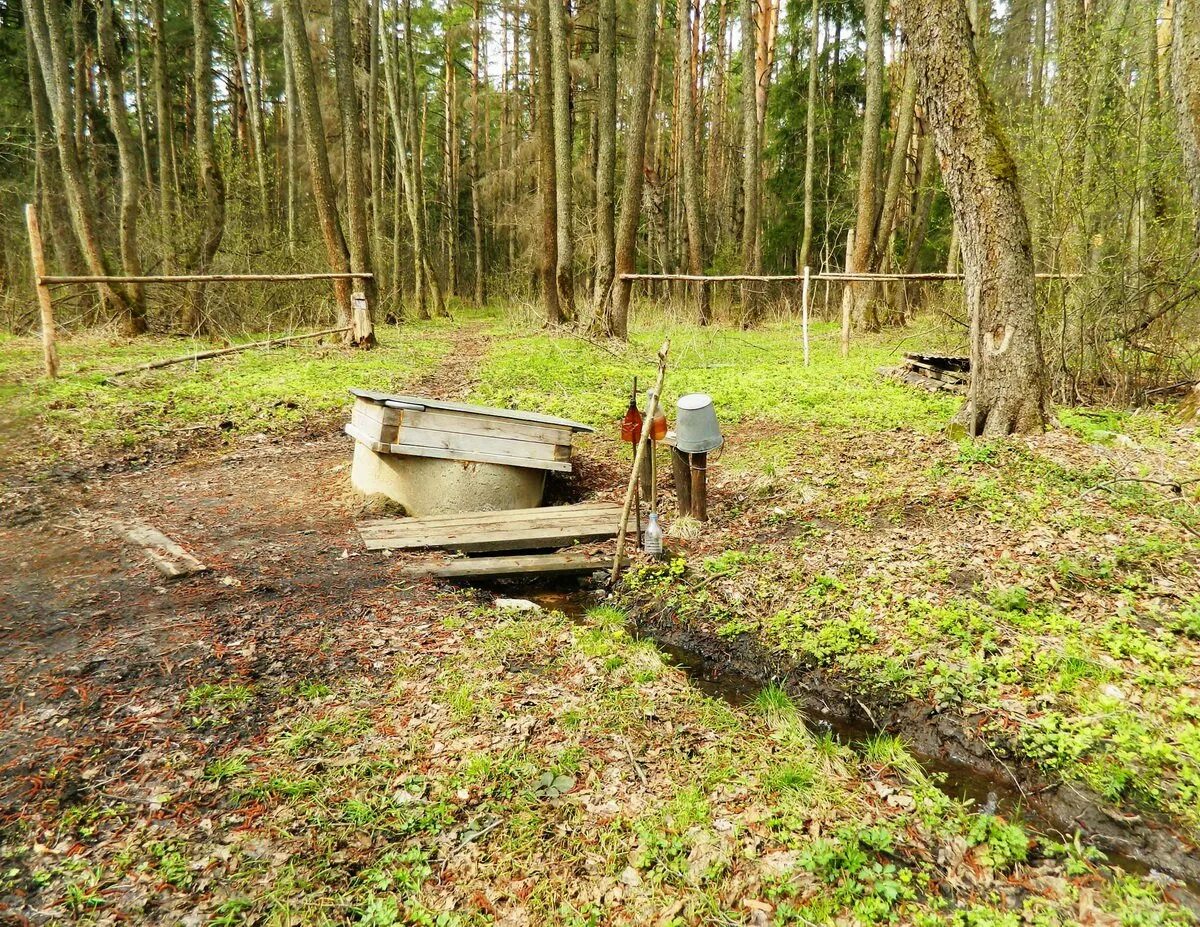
[647,389,668,441]
[620,376,643,444]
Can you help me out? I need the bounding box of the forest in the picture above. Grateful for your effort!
[5,0,1200,924]
[2,0,1199,406]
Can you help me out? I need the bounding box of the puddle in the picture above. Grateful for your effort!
[516,585,1200,907]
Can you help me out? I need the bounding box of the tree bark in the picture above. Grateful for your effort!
[405,0,447,315]
[1172,0,1200,243]
[151,0,177,270]
[470,0,486,306]
[95,0,148,333]
[25,9,87,283]
[188,0,226,333]
[610,0,658,339]
[740,0,761,315]
[899,0,1048,436]
[283,34,300,257]
[847,0,884,332]
[331,0,375,345]
[281,0,353,324]
[799,0,820,270]
[678,0,710,325]
[533,0,561,324]
[589,0,616,328]
[25,0,134,320]
[548,0,575,318]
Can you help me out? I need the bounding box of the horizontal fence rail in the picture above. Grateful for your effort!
[37,272,374,287]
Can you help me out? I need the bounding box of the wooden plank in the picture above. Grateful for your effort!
[350,406,396,443]
[360,512,631,542]
[349,388,594,432]
[345,423,572,473]
[402,551,625,580]
[394,424,569,463]
[360,512,638,552]
[113,521,208,578]
[354,397,402,426]
[401,407,575,446]
[358,501,619,530]
[384,439,572,473]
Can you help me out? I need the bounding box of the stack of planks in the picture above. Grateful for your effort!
[360,501,638,580]
[359,502,636,553]
[345,389,591,473]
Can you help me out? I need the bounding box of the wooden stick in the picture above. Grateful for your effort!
[801,264,811,367]
[671,445,692,516]
[689,452,708,521]
[611,340,670,584]
[25,204,59,379]
[38,272,373,286]
[107,326,351,377]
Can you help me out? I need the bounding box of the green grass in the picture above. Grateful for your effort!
[0,321,453,468]
[469,320,960,466]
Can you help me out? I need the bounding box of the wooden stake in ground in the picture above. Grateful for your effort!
[801,264,811,367]
[689,451,708,521]
[24,204,59,379]
[611,340,670,583]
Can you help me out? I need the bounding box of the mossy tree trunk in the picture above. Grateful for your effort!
[899,0,1048,436]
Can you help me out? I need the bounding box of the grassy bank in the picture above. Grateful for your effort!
[0,324,453,471]
[12,601,1191,925]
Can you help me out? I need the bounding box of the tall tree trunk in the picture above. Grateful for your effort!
[469,0,486,306]
[25,0,134,320]
[406,0,447,315]
[283,34,300,256]
[799,0,820,269]
[1172,0,1200,243]
[381,0,429,319]
[130,0,155,195]
[1031,0,1047,104]
[872,59,920,262]
[96,0,148,333]
[239,0,269,218]
[589,0,616,327]
[25,9,88,283]
[847,0,884,332]
[899,0,1048,436]
[151,0,177,270]
[548,0,575,318]
[331,0,375,345]
[368,0,387,303]
[610,0,658,339]
[188,0,226,333]
[679,0,710,325]
[443,9,458,298]
[281,0,353,323]
[740,0,761,313]
[533,0,561,324]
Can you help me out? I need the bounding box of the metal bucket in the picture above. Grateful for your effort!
[675,393,722,453]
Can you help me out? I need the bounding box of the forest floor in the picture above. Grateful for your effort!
[1,305,1199,925]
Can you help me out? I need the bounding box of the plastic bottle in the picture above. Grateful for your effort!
[620,377,643,444]
[647,389,668,441]
[644,512,664,557]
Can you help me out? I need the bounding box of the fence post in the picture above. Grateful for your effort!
[801,265,811,367]
[24,204,59,379]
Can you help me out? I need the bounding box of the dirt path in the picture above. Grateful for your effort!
[0,329,494,850]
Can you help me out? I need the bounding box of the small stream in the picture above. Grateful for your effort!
[520,586,1200,908]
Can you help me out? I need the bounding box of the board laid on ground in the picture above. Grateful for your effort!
[359,501,636,553]
[346,390,593,473]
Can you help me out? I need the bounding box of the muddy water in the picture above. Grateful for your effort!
[521,586,1200,907]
